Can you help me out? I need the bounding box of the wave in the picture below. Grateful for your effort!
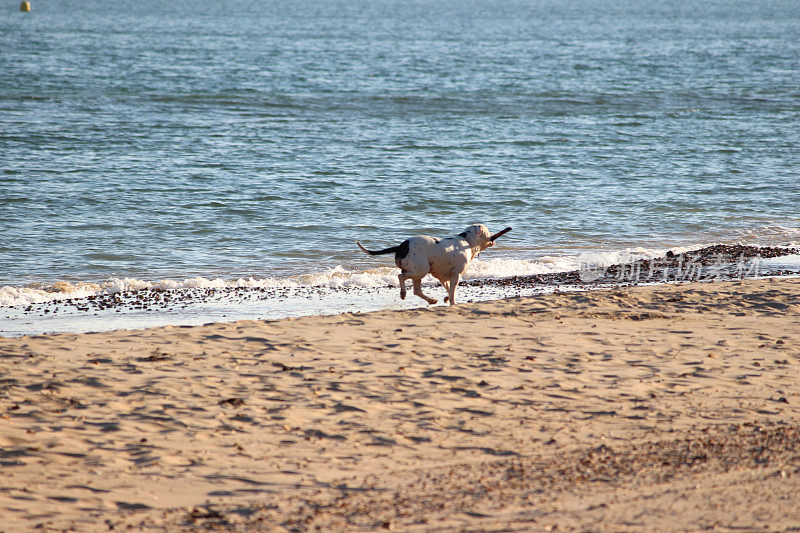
[0,245,705,308]
[729,224,800,243]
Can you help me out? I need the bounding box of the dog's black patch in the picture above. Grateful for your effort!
[458,231,468,238]
[394,239,410,264]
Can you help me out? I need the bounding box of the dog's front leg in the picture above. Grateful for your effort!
[441,278,452,303]
[412,278,437,305]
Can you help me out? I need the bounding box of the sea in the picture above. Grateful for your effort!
[1,0,799,335]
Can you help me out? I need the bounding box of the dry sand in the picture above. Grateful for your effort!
[1,277,799,532]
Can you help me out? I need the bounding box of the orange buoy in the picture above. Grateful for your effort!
[20,1,31,12]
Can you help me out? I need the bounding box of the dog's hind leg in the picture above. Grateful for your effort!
[412,278,437,305]
[398,272,408,300]
[446,273,460,305]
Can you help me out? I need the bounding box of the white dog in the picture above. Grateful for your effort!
[357,224,511,306]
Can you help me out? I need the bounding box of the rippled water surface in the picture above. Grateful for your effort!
[2,0,799,291]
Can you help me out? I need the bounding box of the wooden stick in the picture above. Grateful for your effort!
[490,227,512,242]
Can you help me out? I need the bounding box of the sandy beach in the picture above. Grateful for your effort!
[1,277,799,532]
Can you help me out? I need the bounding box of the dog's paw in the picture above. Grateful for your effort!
[400,291,406,300]
[444,296,449,303]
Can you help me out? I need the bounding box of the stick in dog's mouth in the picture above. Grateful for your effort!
[490,227,512,242]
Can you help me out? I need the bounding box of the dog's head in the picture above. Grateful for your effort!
[460,224,494,251]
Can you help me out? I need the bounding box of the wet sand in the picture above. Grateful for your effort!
[1,277,799,531]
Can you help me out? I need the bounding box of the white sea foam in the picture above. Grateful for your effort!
[0,268,399,307]
[0,256,549,307]
[0,282,103,307]
[760,254,800,268]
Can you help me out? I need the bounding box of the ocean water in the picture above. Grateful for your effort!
[1,0,799,332]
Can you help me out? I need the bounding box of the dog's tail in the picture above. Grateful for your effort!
[357,241,400,256]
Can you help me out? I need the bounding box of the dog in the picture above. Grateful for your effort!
[357,224,511,306]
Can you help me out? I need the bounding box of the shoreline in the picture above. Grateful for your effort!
[1,277,799,531]
[2,243,799,338]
